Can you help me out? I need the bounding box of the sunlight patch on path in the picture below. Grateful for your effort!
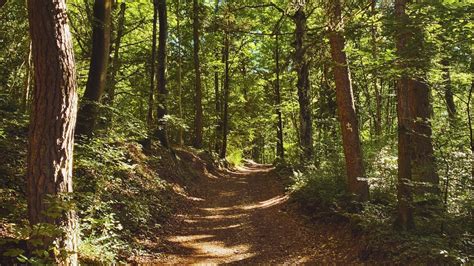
[167,234,255,264]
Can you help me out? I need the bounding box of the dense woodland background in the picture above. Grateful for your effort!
[0,0,473,264]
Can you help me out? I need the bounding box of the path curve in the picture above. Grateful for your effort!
[151,163,360,264]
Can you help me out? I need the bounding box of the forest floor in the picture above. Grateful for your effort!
[134,161,362,264]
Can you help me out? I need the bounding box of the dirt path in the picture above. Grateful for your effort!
[151,163,360,264]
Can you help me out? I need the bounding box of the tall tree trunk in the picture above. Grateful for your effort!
[214,61,221,154]
[394,0,439,230]
[22,41,33,113]
[106,1,126,107]
[148,0,158,133]
[76,0,112,136]
[26,0,78,263]
[275,30,284,161]
[371,0,382,136]
[155,0,169,148]
[192,0,203,148]
[176,0,183,145]
[293,8,313,162]
[220,32,230,159]
[441,59,456,121]
[328,0,369,201]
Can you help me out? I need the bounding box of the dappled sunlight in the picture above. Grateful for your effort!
[241,194,289,210]
[167,234,255,263]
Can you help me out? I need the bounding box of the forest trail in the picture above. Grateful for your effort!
[151,162,360,264]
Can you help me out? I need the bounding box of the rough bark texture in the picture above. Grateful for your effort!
[394,0,439,230]
[192,0,204,148]
[76,0,112,136]
[328,0,369,201]
[27,0,78,263]
[156,0,170,148]
[220,32,230,159]
[293,8,313,162]
[275,31,284,161]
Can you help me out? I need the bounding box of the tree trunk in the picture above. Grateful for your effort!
[394,0,438,230]
[26,0,78,263]
[275,31,284,162]
[293,8,313,162]
[214,62,221,154]
[76,0,112,136]
[371,0,382,136]
[148,1,158,134]
[220,32,230,159]
[106,1,126,107]
[328,0,369,201]
[192,0,203,148]
[177,0,183,145]
[441,59,456,121]
[22,41,33,113]
[155,0,169,148]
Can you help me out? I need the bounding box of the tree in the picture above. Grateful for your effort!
[156,0,170,148]
[292,5,313,162]
[328,0,369,201]
[106,1,126,107]
[148,0,158,133]
[394,0,439,230]
[192,0,204,149]
[76,0,112,136]
[220,31,230,159]
[26,0,78,263]
[274,27,284,162]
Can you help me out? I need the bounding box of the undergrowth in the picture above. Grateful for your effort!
[288,141,474,264]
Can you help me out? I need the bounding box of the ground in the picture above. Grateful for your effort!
[134,161,362,264]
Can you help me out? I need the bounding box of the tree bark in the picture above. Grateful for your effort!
[148,0,158,133]
[220,32,230,159]
[106,1,126,107]
[293,7,313,162]
[441,59,456,121]
[371,0,382,136]
[155,0,169,148]
[177,0,183,145]
[192,0,204,148]
[275,30,284,162]
[394,0,439,230]
[26,0,78,263]
[328,0,369,201]
[76,0,112,136]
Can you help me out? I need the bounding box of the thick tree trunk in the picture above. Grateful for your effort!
[214,63,222,154]
[26,0,78,263]
[275,31,284,161]
[155,0,169,148]
[328,0,369,201]
[148,1,158,133]
[192,0,204,148]
[394,0,438,230]
[76,0,112,136]
[293,8,313,162]
[220,32,230,159]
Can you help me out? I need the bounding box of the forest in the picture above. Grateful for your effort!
[0,0,473,264]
